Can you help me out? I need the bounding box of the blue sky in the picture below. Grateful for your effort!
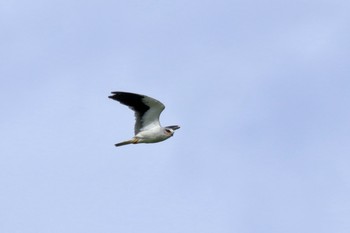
[1,0,350,232]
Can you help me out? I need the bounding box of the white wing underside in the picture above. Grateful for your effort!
[134,96,165,134]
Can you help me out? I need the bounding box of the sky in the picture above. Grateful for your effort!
[1,0,350,232]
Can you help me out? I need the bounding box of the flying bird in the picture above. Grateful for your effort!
[109,91,180,147]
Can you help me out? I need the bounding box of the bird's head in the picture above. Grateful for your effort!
[164,125,180,137]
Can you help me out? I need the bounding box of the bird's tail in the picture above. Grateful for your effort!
[115,138,139,147]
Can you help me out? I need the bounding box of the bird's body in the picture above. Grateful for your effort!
[109,92,180,147]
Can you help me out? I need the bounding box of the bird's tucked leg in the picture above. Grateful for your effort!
[132,138,140,144]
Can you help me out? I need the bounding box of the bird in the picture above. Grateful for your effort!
[109,91,180,147]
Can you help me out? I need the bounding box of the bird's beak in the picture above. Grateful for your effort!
[167,125,180,130]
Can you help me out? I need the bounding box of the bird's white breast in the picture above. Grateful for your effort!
[135,127,169,143]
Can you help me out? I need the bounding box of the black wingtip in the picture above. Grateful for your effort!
[108,92,123,101]
[108,91,150,116]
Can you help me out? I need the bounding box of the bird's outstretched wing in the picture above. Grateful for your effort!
[109,92,165,134]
